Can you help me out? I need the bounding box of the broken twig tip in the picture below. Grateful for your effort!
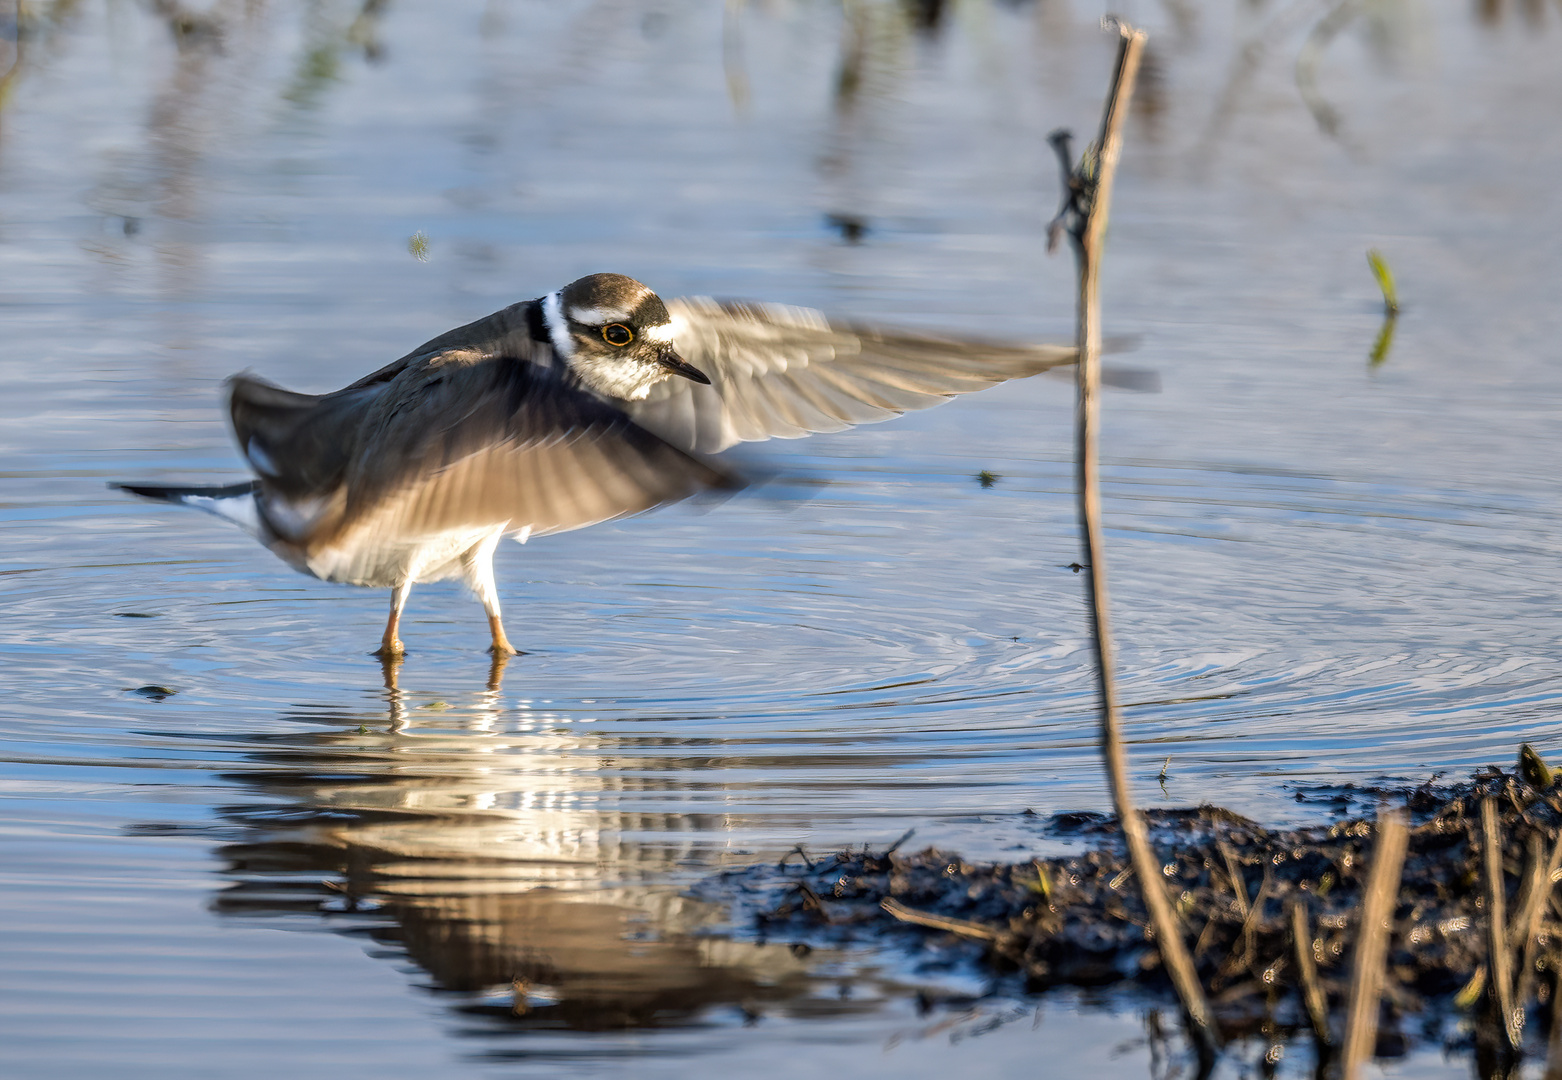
[1100,15,1142,41]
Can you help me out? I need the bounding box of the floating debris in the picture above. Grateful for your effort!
[1367,249,1399,316]
[129,685,177,700]
[824,213,868,244]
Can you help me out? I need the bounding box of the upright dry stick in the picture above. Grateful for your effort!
[1509,832,1547,956]
[1220,841,1250,919]
[1340,809,1409,1080]
[1289,898,1331,1047]
[1482,796,1523,1049]
[1056,22,1217,1055]
[1515,832,1562,1010]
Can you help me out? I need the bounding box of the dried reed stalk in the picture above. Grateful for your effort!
[1220,841,1250,919]
[1289,898,1331,1047]
[1513,831,1562,1010]
[1340,808,1409,1080]
[1482,796,1523,1048]
[880,897,999,941]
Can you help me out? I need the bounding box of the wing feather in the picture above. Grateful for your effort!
[290,350,736,576]
[631,298,1077,453]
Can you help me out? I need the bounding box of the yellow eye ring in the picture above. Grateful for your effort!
[602,324,634,347]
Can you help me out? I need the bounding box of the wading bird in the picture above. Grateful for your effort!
[116,274,1076,657]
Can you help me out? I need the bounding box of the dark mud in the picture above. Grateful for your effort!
[695,760,1562,1069]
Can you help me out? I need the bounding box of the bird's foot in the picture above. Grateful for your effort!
[486,613,521,656]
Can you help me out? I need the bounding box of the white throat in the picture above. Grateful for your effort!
[567,353,667,401]
[542,291,574,359]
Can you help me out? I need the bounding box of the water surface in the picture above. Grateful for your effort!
[2,1,1560,1076]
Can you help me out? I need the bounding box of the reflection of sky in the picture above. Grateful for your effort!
[0,1,1560,1075]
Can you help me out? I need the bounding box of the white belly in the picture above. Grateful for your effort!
[303,525,508,588]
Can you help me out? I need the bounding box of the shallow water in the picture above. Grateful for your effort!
[2,1,1560,1076]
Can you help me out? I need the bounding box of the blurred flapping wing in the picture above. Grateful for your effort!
[629,297,1078,455]
[252,350,735,586]
[340,350,736,542]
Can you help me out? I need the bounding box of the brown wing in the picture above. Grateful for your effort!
[337,300,541,392]
[308,349,736,562]
[228,376,382,500]
[228,301,547,496]
[628,297,1079,455]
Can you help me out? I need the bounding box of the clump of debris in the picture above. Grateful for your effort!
[696,751,1562,1068]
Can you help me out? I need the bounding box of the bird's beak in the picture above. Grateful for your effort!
[657,346,711,385]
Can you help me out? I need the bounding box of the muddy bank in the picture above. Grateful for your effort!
[695,761,1562,1069]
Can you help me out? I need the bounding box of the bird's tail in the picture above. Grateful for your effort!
[113,480,259,503]
[111,480,264,536]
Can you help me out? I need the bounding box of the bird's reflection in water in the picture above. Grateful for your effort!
[204,658,875,1034]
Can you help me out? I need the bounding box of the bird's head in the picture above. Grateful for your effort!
[542,273,711,401]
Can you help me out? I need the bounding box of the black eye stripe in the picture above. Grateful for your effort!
[602,324,634,347]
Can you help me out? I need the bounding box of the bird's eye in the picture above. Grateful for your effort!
[602,324,634,347]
